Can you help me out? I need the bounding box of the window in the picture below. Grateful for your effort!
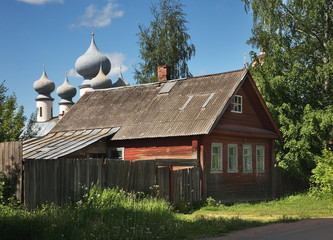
[256,146,265,172]
[211,143,222,172]
[39,107,42,117]
[231,95,242,113]
[242,145,252,173]
[109,147,124,160]
[228,144,238,172]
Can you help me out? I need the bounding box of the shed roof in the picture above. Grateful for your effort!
[23,127,119,159]
[50,68,249,140]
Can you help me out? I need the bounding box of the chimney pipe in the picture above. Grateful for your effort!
[158,65,170,82]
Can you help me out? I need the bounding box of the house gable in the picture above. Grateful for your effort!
[211,72,282,139]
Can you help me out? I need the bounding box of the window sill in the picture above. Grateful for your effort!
[227,170,239,173]
[210,170,223,173]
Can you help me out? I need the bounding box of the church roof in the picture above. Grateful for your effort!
[75,35,111,79]
[33,65,55,100]
[57,73,77,102]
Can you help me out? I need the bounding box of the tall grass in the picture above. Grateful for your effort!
[0,186,181,240]
[1,188,332,239]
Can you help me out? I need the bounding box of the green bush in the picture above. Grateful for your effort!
[310,148,333,196]
[0,172,18,206]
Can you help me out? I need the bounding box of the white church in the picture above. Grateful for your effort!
[32,32,129,136]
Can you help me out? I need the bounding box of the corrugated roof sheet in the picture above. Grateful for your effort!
[23,127,119,159]
[51,69,248,140]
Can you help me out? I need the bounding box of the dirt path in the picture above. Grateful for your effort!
[198,217,333,240]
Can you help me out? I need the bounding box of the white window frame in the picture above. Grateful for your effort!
[227,144,238,173]
[256,145,265,173]
[108,147,124,160]
[231,95,242,113]
[242,144,252,173]
[211,142,222,172]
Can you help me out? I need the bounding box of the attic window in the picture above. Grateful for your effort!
[180,95,193,110]
[202,93,215,108]
[231,95,242,113]
[159,81,176,94]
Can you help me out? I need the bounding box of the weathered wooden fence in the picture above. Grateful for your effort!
[24,158,201,208]
[172,168,200,204]
[0,141,23,201]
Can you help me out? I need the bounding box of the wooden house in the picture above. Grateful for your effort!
[23,67,282,202]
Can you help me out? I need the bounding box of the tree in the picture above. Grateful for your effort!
[0,82,26,142]
[134,0,195,84]
[243,0,333,186]
[19,111,39,141]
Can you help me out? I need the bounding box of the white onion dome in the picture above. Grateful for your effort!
[33,66,55,100]
[75,35,111,79]
[57,73,77,103]
[112,70,129,87]
[90,61,112,89]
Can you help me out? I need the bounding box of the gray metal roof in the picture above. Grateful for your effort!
[23,127,119,159]
[51,69,249,140]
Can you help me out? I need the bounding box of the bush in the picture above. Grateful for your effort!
[0,172,18,206]
[310,148,333,196]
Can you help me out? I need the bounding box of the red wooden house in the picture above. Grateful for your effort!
[23,67,282,202]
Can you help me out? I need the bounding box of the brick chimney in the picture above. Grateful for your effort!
[158,65,170,82]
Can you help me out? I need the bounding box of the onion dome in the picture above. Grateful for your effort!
[57,73,77,103]
[33,65,55,100]
[75,34,111,79]
[112,65,130,87]
[90,60,112,89]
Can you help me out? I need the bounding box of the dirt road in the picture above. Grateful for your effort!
[200,218,333,240]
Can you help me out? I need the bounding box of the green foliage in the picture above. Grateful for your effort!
[134,0,195,84]
[310,148,333,196]
[243,0,333,186]
[0,172,19,206]
[0,82,26,142]
[19,111,39,140]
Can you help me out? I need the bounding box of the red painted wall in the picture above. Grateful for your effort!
[110,136,194,161]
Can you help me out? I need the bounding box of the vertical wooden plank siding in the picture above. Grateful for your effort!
[0,142,23,201]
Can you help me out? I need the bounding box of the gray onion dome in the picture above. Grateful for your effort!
[57,73,77,102]
[33,65,55,99]
[90,61,112,89]
[112,69,129,87]
[75,35,111,79]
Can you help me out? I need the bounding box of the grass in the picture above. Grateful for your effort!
[194,194,333,220]
[0,188,332,240]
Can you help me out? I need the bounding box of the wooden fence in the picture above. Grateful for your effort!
[24,158,201,208]
[0,141,23,201]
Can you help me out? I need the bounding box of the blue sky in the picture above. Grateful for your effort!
[0,0,256,118]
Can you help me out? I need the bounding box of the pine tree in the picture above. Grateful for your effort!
[134,0,195,84]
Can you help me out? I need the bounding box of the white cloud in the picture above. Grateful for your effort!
[67,68,80,78]
[67,52,128,79]
[197,69,207,75]
[105,52,128,78]
[71,1,124,28]
[17,0,64,5]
